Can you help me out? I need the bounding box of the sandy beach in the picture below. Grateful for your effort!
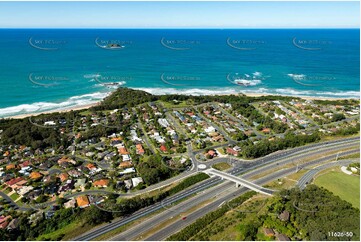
[6,102,100,120]
[241,92,357,101]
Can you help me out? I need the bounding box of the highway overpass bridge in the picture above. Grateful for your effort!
[203,168,276,196]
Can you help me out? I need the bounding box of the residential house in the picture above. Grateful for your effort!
[122,154,132,162]
[6,218,19,231]
[124,179,133,189]
[0,216,11,229]
[76,195,90,208]
[119,161,133,169]
[275,234,290,241]
[64,198,76,209]
[58,180,75,193]
[118,146,129,155]
[278,211,290,221]
[58,157,76,167]
[19,160,32,169]
[6,177,26,190]
[74,178,87,188]
[207,150,217,158]
[29,171,43,180]
[17,186,34,196]
[160,145,167,153]
[5,164,17,171]
[93,179,109,188]
[226,147,239,156]
[262,228,275,237]
[131,177,144,187]
[68,169,82,178]
[119,167,136,175]
[136,144,145,155]
[59,173,69,182]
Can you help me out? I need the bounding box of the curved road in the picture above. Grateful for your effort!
[297,159,358,189]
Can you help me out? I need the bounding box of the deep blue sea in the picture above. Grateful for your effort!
[0,29,359,117]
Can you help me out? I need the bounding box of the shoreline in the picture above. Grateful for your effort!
[6,102,100,120]
[241,92,358,101]
[1,90,359,120]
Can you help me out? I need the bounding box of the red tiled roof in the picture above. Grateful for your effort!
[6,177,25,186]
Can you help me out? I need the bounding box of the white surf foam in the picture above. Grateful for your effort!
[0,92,110,118]
[234,79,262,86]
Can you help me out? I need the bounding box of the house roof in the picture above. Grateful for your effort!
[279,210,290,221]
[19,160,32,168]
[30,171,43,180]
[59,173,69,182]
[136,144,144,153]
[119,161,133,168]
[160,145,167,152]
[76,195,90,208]
[275,234,290,241]
[85,163,96,170]
[6,164,16,170]
[227,147,238,155]
[118,147,129,155]
[93,179,110,187]
[263,228,275,236]
[6,177,25,186]
[208,150,216,156]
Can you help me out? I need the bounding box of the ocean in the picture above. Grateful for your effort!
[0,29,359,118]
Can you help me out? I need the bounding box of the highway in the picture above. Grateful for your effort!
[72,137,359,241]
[143,151,359,241]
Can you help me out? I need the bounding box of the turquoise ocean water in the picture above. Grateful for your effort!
[0,29,359,117]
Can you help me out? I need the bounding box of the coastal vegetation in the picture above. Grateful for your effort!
[167,185,360,241]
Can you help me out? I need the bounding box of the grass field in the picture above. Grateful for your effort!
[212,162,232,171]
[314,170,360,209]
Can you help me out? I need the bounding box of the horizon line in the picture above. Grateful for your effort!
[0,27,359,30]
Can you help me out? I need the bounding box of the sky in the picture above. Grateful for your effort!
[0,1,359,28]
